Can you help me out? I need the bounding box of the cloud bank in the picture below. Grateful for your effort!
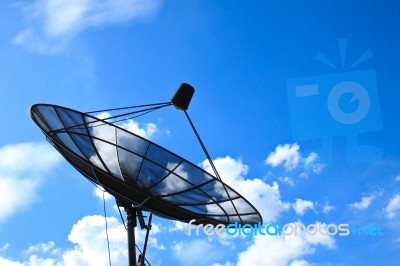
[0,142,61,223]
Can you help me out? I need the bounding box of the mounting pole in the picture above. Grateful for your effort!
[125,206,137,266]
[118,200,152,266]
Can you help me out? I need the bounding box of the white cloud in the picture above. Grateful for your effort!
[169,220,188,233]
[265,144,324,175]
[236,227,334,266]
[92,186,113,201]
[395,175,400,182]
[265,143,300,171]
[303,152,317,167]
[0,257,24,266]
[278,176,295,186]
[290,260,310,266]
[201,156,290,223]
[207,233,236,249]
[25,242,59,255]
[63,215,128,266]
[0,256,62,266]
[172,239,226,266]
[302,152,324,174]
[28,256,63,266]
[292,199,315,216]
[0,241,62,266]
[0,142,61,223]
[0,214,164,265]
[0,142,61,175]
[0,177,39,222]
[348,196,374,211]
[0,243,10,253]
[385,194,400,219]
[322,202,335,214]
[348,191,382,211]
[119,119,158,139]
[212,262,234,266]
[14,0,161,53]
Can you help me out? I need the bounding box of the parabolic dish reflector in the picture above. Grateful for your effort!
[30,104,262,226]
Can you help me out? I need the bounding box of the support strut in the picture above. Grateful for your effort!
[119,200,152,266]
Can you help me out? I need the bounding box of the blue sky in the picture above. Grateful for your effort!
[1,1,400,265]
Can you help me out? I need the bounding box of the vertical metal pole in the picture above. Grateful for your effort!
[126,207,137,266]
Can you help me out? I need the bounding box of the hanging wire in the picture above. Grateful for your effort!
[103,191,112,266]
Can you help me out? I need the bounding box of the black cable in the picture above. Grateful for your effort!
[103,191,112,266]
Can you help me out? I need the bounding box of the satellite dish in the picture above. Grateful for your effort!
[30,83,262,265]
